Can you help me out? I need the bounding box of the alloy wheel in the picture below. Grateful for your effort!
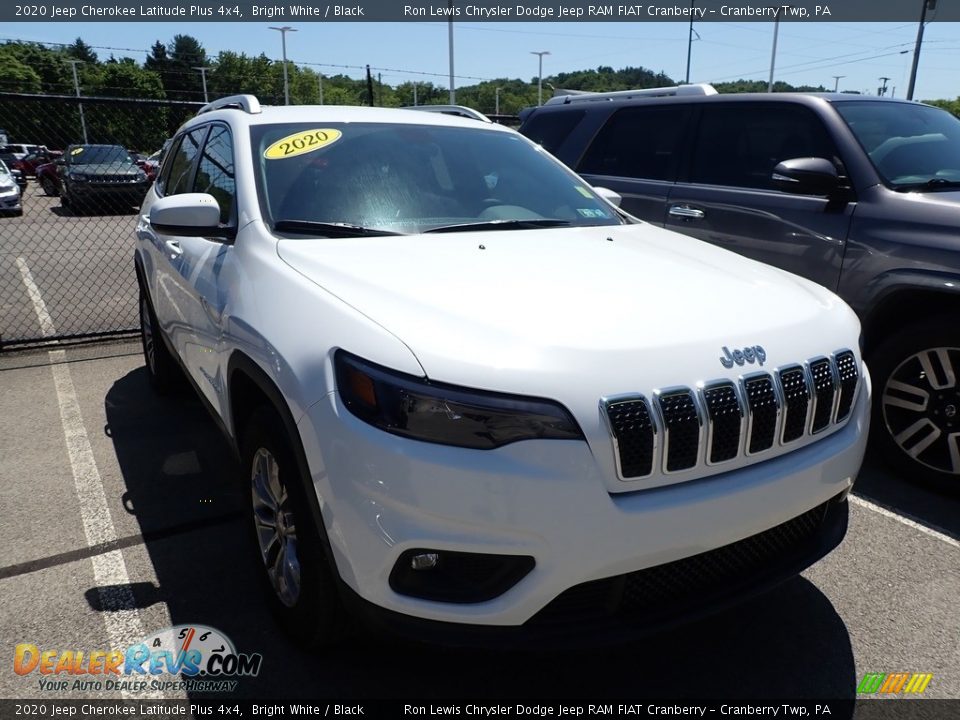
[251,447,302,607]
[882,346,960,476]
[140,295,156,374]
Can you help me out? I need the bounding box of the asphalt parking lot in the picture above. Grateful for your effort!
[1,338,958,706]
[0,186,139,347]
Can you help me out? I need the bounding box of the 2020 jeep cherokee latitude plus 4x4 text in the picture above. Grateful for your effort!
[135,95,869,645]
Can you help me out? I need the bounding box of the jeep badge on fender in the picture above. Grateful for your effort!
[720,345,767,368]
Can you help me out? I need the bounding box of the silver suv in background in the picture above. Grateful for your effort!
[521,88,960,491]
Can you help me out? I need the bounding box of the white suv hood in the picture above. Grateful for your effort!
[277,223,858,399]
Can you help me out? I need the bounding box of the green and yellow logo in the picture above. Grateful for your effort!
[857,673,933,694]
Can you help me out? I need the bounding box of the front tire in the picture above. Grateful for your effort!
[241,407,346,647]
[41,177,58,196]
[871,319,960,493]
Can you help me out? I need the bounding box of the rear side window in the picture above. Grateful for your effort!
[193,125,236,224]
[577,105,692,182]
[520,110,586,155]
[165,127,208,196]
[690,104,837,191]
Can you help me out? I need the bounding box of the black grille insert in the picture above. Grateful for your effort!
[834,351,858,422]
[605,398,655,478]
[657,390,701,472]
[531,501,830,626]
[810,359,836,433]
[779,366,810,443]
[744,375,779,453]
[703,383,742,463]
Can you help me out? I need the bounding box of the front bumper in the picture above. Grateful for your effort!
[68,182,148,203]
[299,366,870,630]
[0,190,21,211]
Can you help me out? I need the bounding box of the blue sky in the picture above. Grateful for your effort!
[6,20,960,100]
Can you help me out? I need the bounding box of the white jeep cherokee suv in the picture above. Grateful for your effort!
[135,95,870,646]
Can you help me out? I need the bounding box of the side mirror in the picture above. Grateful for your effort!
[593,186,623,208]
[149,193,233,239]
[772,157,839,196]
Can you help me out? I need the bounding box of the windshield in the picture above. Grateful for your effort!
[68,146,133,165]
[835,101,960,190]
[251,122,621,235]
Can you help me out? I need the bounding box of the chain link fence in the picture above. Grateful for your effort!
[0,93,202,349]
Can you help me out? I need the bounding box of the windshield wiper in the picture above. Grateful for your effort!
[894,178,960,192]
[424,219,574,234]
[272,220,405,237]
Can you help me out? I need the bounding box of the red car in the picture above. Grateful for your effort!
[36,159,64,196]
[18,148,62,177]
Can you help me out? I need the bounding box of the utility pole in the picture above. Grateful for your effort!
[878,77,891,96]
[66,59,88,144]
[531,50,550,106]
[377,72,382,106]
[685,0,696,84]
[413,83,418,107]
[448,0,456,104]
[907,0,936,100]
[365,65,374,107]
[495,86,501,115]
[767,6,785,93]
[269,26,297,105]
[832,75,845,92]
[193,66,211,103]
[318,73,324,105]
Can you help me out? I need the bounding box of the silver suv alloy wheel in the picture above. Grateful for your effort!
[251,447,302,607]
[882,346,960,476]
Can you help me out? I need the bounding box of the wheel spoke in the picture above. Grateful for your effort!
[893,418,942,459]
[883,379,929,412]
[919,349,956,390]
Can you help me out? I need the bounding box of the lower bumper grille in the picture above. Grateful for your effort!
[530,500,832,626]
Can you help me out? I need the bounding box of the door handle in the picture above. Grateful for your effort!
[164,239,182,256]
[668,205,705,220]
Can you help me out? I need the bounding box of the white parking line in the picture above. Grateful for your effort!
[15,256,56,338]
[18,257,160,698]
[850,494,959,549]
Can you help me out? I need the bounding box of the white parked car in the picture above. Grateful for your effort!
[135,95,870,645]
[0,159,23,216]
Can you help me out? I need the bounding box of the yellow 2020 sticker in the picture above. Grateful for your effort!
[264,129,342,159]
[71,147,84,155]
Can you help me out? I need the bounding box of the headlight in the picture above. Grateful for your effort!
[335,350,584,449]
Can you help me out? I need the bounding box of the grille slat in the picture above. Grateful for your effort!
[603,350,859,482]
[809,359,837,433]
[604,398,655,478]
[834,351,859,422]
[778,366,810,443]
[703,383,742,464]
[744,375,779,453]
[657,390,701,472]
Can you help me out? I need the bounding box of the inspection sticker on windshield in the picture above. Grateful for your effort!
[264,129,342,160]
[577,208,609,218]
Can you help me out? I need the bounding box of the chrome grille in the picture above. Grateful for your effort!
[603,349,859,482]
